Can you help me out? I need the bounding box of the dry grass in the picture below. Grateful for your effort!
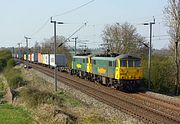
[15,65,124,124]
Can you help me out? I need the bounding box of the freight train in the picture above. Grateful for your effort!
[21,53,67,70]
[71,53,143,91]
[13,52,143,91]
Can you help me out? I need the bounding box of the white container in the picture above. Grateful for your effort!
[50,54,67,67]
[28,54,30,61]
[42,54,49,65]
[32,53,34,62]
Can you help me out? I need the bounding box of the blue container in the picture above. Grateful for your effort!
[18,52,23,59]
[34,53,38,63]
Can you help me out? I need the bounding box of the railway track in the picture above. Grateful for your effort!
[22,61,180,124]
[126,92,179,119]
[137,92,180,107]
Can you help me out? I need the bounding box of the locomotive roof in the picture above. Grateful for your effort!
[91,56,116,61]
[92,54,140,61]
[73,55,92,59]
[117,54,140,60]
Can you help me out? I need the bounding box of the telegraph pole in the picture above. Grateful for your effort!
[12,47,14,58]
[17,43,21,59]
[17,43,21,56]
[144,17,155,90]
[24,36,31,69]
[175,40,179,95]
[50,17,63,91]
[72,37,78,55]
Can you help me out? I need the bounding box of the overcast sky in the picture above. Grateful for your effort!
[0,0,169,49]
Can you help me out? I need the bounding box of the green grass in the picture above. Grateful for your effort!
[57,91,82,107]
[0,104,34,124]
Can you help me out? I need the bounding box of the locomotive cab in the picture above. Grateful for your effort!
[115,54,143,80]
[115,54,143,91]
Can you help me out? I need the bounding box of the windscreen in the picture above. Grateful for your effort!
[120,59,141,67]
[134,60,141,67]
[120,60,127,67]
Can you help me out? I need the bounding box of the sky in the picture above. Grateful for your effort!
[0,0,170,49]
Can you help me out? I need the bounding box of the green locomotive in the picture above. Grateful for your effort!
[71,54,143,91]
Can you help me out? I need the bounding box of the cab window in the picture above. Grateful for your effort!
[83,59,85,63]
[94,60,96,64]
[120,60,127,67]
[128,60,133,67]
[109,61,112,67]
[134,60,141,67]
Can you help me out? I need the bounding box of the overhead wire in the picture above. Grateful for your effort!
[28,0,95,45]
[53,0,95,17]
[30,18,50,37]
[27,1,169,50]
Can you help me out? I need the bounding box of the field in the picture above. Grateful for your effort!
[0,104,34,124]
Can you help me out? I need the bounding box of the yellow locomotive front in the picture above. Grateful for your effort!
[115,54,143,90]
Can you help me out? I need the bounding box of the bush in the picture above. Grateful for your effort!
[7,59,16,68]
[0,59,7,72]
[8,75,24,89]
[0,49,12,72]
[0,49,12,60]
[4,68,26,89]
[142,54,177,95]
[56,91,81,107]
[20,87,63,108]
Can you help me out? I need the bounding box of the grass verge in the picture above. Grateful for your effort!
[0,104,34,124]
[57,91,82,107]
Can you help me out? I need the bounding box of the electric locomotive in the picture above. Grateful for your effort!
[71,54,143,91]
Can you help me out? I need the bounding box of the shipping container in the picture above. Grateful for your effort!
[28,54,30,61]
[23,51,29,60]
[38,53,42,63]
[30,53,32,62]
[24,54,26,60]
[41,54,44,64]
[33,53,38,63]
[17,52,23,59]
[32,53,34,62]
[50,54,67,67]
[42,54,50,66]
[32,53,38,63]
[12,53,16,58]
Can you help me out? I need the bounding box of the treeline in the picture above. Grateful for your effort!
[14,36,73,67]
[102,23,179,96]
[0,50,12,72]
[142,53,179,95]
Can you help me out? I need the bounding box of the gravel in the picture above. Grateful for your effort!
[29,68,144,124]
[145,91,180,104]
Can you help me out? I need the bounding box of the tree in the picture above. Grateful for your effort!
[150,54,176,95]
[164,0,180,95]
[41,35,72,67]
[102,22,148,57]
[0,49,12,72]
[33,41,40,53]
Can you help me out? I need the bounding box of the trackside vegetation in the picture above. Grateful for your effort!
[0,104,33,124]
[0,49,34,124]
[0,50,12,72]
[142,54,179,95]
